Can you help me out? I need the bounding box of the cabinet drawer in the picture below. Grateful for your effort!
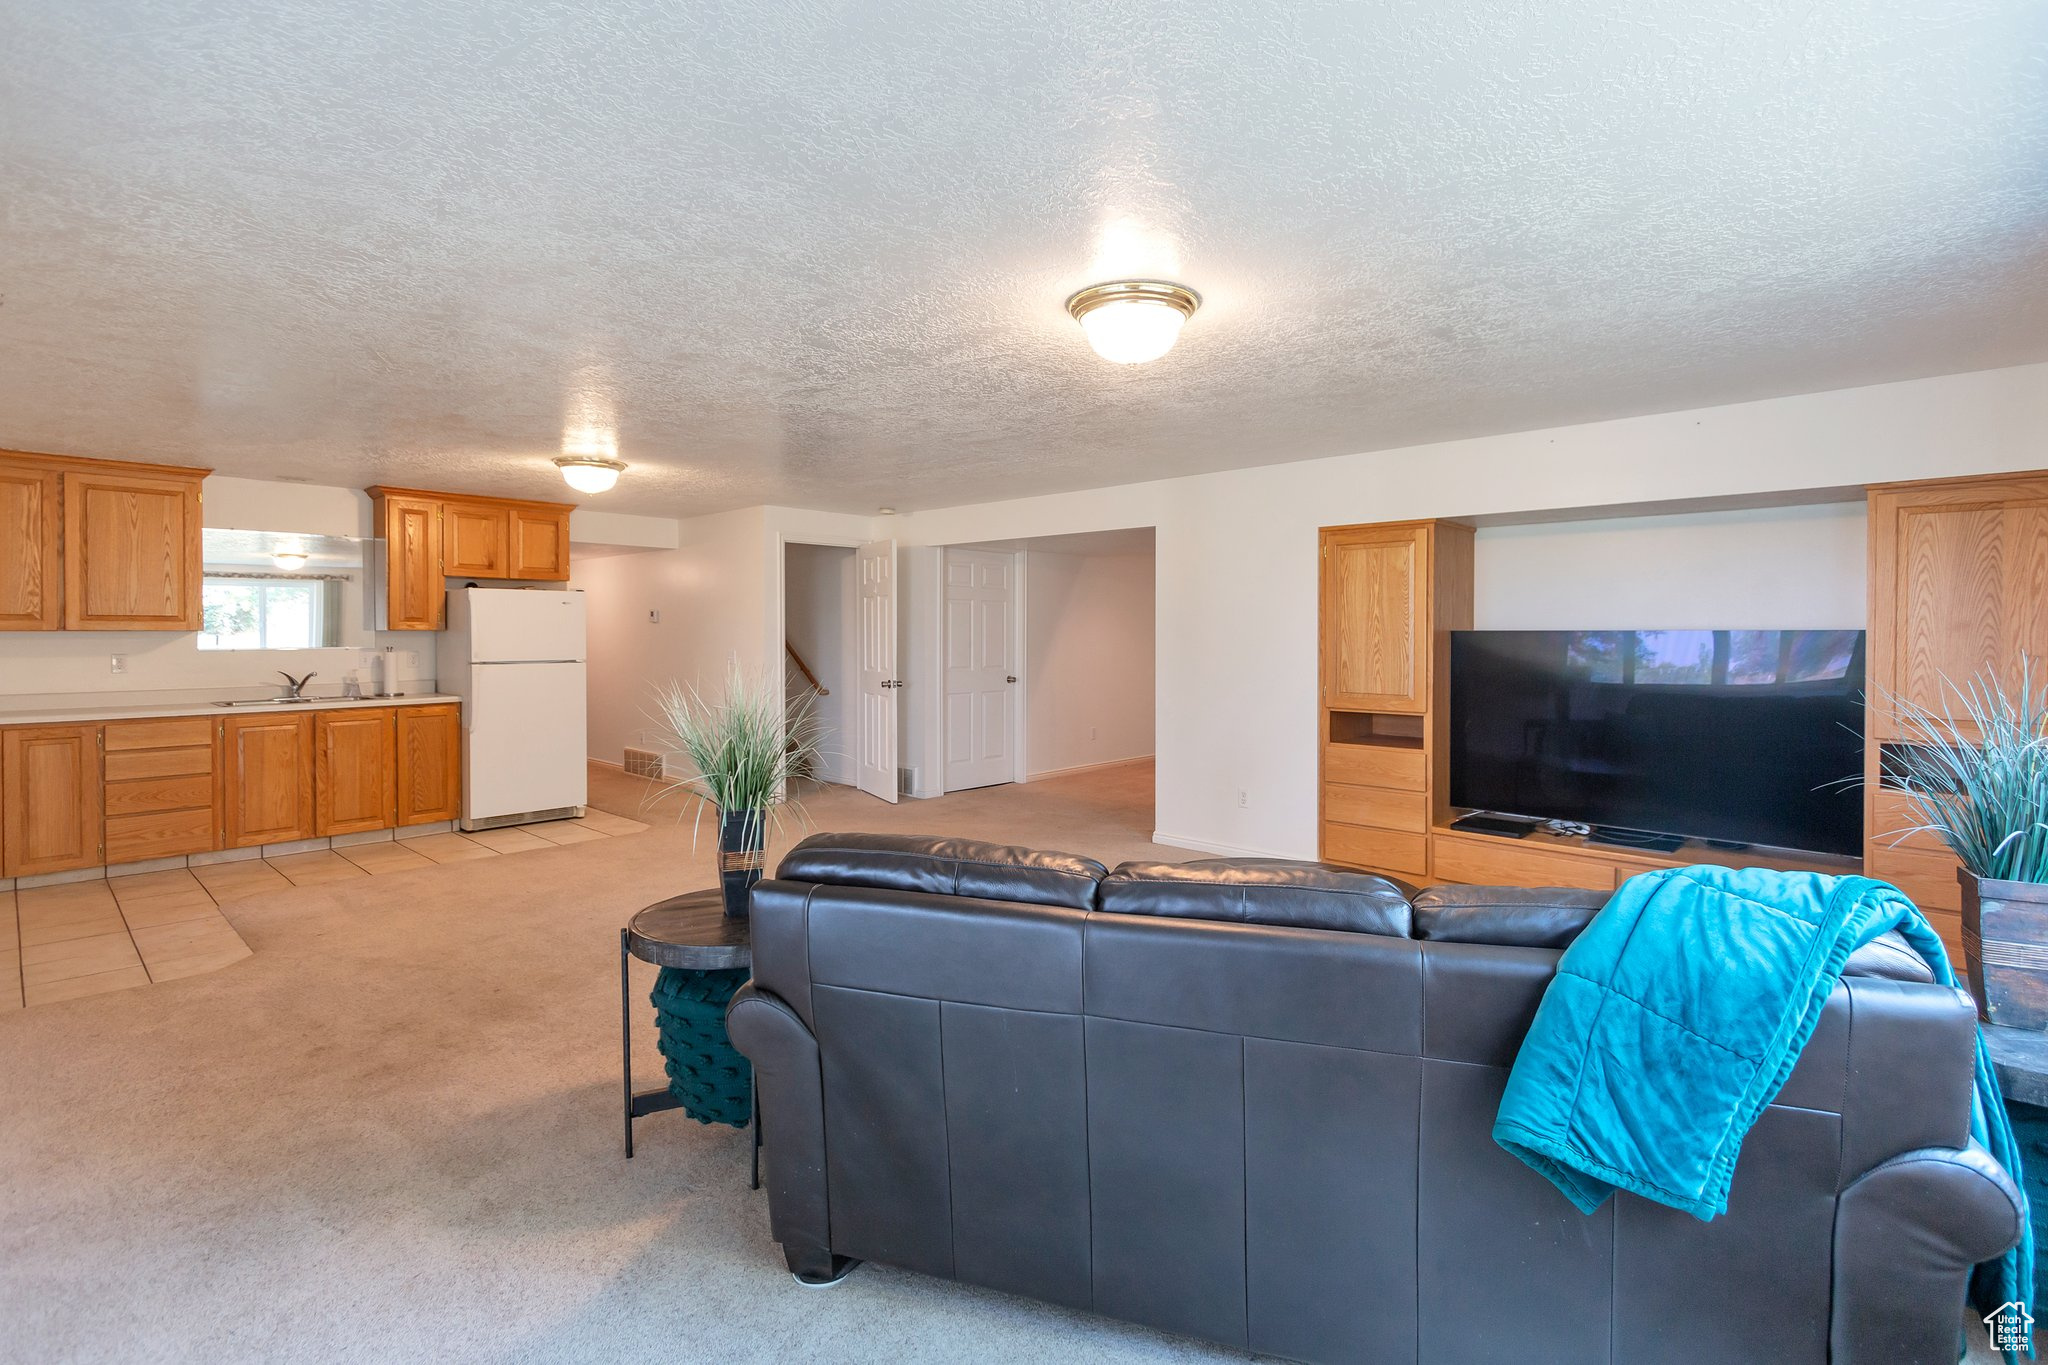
[1322,823,1429,879]
[1429,835,1615,893]
[1866,845,1964,913]
[1323,743,1425,791]
[105,807,216,864]
[1323,784,1428,834]
[104,716,213,751]
[105,773,214,815]
[105,744,214,781]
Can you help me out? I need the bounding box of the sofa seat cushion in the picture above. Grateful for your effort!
[1100,858,1414,935]
[776,832,1107,911]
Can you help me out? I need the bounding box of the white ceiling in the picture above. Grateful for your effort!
[4,2,2044,519]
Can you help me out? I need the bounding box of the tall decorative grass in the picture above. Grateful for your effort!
[648,660,823,848]
[1883,660,2048,884]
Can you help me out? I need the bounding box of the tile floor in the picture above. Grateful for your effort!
[0,810,648,1010]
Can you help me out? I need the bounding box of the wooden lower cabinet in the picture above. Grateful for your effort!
[223,713,316,848]
[1,725,104,877]
[103,715,219,863]
[394,704,462,825]
[315,709,396,836]
[0,704,458,872]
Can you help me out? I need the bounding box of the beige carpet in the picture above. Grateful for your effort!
[0,759,1251,1364]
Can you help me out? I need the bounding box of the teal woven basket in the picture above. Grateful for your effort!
[649,967,754,1128]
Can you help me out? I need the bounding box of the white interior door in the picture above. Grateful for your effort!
[943,549,1016,792]
[855,539,900,803]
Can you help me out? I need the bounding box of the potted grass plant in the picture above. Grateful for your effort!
[1883,661,2048,1028]
[651,661,823,918]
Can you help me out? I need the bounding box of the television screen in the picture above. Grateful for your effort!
[1448,629,1866,855]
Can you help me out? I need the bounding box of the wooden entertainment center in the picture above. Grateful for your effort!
[1318,469,2048,956]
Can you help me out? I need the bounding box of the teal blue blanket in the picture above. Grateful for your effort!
[1494,866,2032,1341]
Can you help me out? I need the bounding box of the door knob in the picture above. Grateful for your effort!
[1006,676,1017,683]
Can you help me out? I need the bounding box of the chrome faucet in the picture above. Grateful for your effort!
[279,670,317,699]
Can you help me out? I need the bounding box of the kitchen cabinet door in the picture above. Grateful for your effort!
[315,709,396,836]
[0,459,61,630]
[509,506,571,580]
[223,713,315,848]
[375,493,444,631]
[2,725,104,877]
[61,468,203,630]
[394,704,462,826]
[443,502,510,578]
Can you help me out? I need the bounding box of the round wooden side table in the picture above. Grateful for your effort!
[620,889,757,1182]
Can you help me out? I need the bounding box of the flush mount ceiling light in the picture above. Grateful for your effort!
[1065,280,1201,364]
[554,455,627,495]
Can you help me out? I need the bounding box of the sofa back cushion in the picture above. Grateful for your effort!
[1412,885,1608,949]
[775,832,1107,911]
[1412,882,1935,982]
[1100,858,1414,936]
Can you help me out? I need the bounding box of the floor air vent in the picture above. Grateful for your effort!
[624,746,664,779]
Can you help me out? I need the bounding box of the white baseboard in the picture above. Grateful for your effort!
[1025,755,1154,782]
[1149,830,1304,860]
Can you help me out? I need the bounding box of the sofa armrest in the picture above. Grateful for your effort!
[1830,1140,2024,1365]
[726,982,834,1276]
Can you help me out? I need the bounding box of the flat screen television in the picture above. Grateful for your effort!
[1448,629,1866,856]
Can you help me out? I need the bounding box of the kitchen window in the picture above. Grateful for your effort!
[199,576,340,650]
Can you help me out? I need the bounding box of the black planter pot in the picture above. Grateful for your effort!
[718,808,767,919]
[1962,869,2048,1031]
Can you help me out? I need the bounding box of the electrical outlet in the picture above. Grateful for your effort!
[401,650,419,672]
[648,609,661,624]
[109,654,127,675]
[1237,788,1249,809]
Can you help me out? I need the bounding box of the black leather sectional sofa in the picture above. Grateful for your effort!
[726,833,2021,1364]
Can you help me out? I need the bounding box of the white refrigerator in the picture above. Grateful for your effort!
[435,588,588,830]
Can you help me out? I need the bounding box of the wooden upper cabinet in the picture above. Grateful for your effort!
[509,506,572,580]
[222,712,315,848]
[369,487,574,625]
[0,460,62,630]
[373,492,444,631]
[394,703,462,825]
[1869,472,2048,735]
[443,502,510,578]
[1323,523,1433,712]
[315,709,396,836]
[61,466,204,631]
[2,725,104,877]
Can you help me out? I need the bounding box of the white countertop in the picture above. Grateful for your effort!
[0,694,460,727]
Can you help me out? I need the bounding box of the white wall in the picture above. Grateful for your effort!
[1024,548,1156,778]
[573,506,769,767]
[574,505,879,767]
[1472,503,1868,630]
[783,543,856,784]
[891,361,2048,858]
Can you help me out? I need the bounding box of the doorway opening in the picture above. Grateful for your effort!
[936,528,1156,819]
[782,542,857,787]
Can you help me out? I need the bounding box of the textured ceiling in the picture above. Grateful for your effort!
[3,2,2045,518]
